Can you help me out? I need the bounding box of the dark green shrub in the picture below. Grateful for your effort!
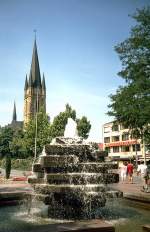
[5,155,11,179]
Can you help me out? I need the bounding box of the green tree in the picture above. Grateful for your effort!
[108,7,150,143]
[10,129,27,158]
[0,127,14,178]
[24,107,51,156]
[50,104,76,138]
[5,155,11,179]
[0,127,13,157]
[77,116,91,139]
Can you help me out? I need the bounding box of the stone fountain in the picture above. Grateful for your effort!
[28,118,121,220]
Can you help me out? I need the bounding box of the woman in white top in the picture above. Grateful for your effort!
[120,162,127,183]
[137,161,147,190]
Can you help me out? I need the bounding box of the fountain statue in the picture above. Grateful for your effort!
[28,118,121,219]
[64,118,78,138]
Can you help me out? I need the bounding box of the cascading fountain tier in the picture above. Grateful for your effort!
[28,118,121,219]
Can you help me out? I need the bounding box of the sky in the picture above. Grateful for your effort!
[0,0,149,142]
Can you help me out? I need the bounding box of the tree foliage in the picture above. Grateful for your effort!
[0,105,91,159]
[0,127,14,179]
[10,129,26,158]
[23,107,51,155]
[77,116,91,139]
[0,127,14,157]
[108,7,150,142]
[5,154,11,179]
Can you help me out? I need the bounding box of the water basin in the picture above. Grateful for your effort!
[0,198,149,232]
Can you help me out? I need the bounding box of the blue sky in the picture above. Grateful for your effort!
[0,0,149,141]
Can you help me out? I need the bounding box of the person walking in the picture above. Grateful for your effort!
[137,160,147,191]
[120,161,127,183]
[145,160,150,193]
[127,161,134,183]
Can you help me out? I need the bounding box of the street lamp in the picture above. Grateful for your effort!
[34,89,39,162]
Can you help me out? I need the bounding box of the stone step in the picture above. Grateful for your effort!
[142,225,150,231]
[105,190,123,198]
[28,176,44,184]
[45,144,90,156]
[44,144,104,162]
[40,155,79,167]
[44,162,118,173]
[33,191,106,208]
[32,163,44,173]
[37,158,118,173]
[45,173,119,185]
[34,184,106,194]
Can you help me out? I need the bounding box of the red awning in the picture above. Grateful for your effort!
[105,140,137,147]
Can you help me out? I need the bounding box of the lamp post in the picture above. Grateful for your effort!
[143,138,146,165]
[34,89,38,162]
[135,142,138,168]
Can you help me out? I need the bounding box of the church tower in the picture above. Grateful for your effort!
[24,39,46,125]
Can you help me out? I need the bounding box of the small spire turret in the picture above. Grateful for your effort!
[42,73,46,91]
[28,73,33,87]
[12,101,17,122]
[24,74,28,91]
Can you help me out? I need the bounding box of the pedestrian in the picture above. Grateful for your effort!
[127,161,134,183]
[137,160,147,191]
[120,161,127,183]
[142,160,150,193]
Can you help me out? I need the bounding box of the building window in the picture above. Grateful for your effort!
[104,137,110,143]
[145,145,150,153]
[112,136,120,142]
[113,146,119,153]
[132,144,141,151]
[120,124,128,130]
[121,146,130,152]
[122,133,129,141]
[112,124,119,132]
[104,126,110,133]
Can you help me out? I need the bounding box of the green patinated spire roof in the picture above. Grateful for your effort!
[12,101,17,122]
[24,74,28,90]
[42,73,46,91]
[29,39,42,88]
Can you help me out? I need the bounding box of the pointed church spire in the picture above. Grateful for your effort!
[29,39,42,88]
[24,74,28,91]
[42,73,46,91]
[12,101,17,122]
[28,73,32,87]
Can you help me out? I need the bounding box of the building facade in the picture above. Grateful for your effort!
[24,39,46,125]
[102,121,143,161]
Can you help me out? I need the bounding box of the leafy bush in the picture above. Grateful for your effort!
[0,158,33,171]
[5,155,11,179]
